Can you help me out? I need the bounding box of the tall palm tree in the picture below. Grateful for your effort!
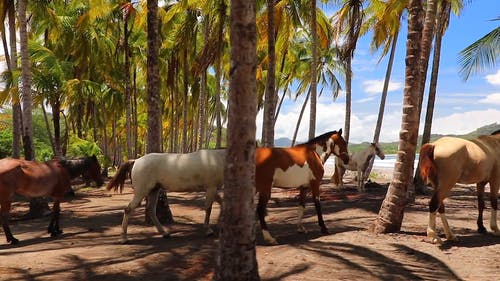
[308,0,317,140]
[261,0,276,147]
[215,0,259,279]
[146,0,161,154]
[372,0,425,233]
[6,0,21,159]
[414,0,453,194]
[19,0,34,161]
[333,0,365,143]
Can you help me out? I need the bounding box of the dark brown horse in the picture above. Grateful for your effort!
[0,156,103,245]
[419,130,500,244]
[255,130,349,244]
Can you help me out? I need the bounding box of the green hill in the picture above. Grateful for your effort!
[349,122,500,154]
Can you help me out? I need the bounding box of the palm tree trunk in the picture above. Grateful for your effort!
[365,32,399,179]
[344,56,352,143]
[262,0,276,147]
[292,88,311,146]
[309,0,317,140]
[214,0,225,149]
[215,0,259,278]
[372,0,424,233]
[182,47,189,153]
[414,1,451,194]
[125,19,134,160]
[7,0,21,159]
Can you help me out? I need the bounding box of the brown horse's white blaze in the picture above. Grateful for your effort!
[419,131,500,244]
[255,130,349,245]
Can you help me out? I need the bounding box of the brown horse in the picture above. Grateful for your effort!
[419,130,500,244]
[0,157,103,245]
[255,130,349,244]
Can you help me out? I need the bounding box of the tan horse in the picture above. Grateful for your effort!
[419,130,500,244]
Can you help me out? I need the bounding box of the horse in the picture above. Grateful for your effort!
[106,149,226,244]
[255,129,349,245]
[331,142,385,192]
[419,130,500,244]
[0,156,103,245]
[64,155,105,186]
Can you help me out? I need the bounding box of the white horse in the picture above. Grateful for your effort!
[331,143,385,192]
[106,149,226,244]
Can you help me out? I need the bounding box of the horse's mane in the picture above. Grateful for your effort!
[58,156,97,179]
[298,131,338,146]
[491,129,500,135]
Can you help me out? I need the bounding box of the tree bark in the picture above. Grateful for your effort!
[372,0,424,233]
[215,0,259,279]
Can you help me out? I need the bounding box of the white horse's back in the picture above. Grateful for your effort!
[131,149,226,193]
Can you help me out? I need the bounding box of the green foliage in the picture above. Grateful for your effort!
[66,135,102,158]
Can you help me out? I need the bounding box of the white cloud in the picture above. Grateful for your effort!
[431,109,500,135]
[258,97,500,145]
[478,93,500,105]
[485,70,500,86]
[362,79,403,94]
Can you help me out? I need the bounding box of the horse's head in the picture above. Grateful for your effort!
[372,142,385,160]
[84,155,105,187]
[329,129,349,164]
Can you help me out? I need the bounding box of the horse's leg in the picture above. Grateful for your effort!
[438,204,457,242]
[0,201,18,244]
[203,186,217,236]
[358,169,364,192]
[488,180,500,235]
[311,183,328,235]
[427,191,442,244]
[145,187,170,239]
[48,200,62,237]
[476,182,487,233]
[339,166,345,189]
[120,194,144,244]
[296,187,308,233]
[257,192,276,245]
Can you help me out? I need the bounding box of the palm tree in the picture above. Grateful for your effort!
[308,0,318,139]
[215,0,259,279]
[261,0,276,147]
[414,0,453,194]
[333,0,365,143]
[458,17,499,80]
[372,0,425,233]
[146,0,161,154]
[5,0,21,159]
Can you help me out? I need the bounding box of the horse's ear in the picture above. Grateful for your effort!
[338,128,343,135]
[92,155,97,160]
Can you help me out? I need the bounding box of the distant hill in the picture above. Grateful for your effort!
[271,122,500,154]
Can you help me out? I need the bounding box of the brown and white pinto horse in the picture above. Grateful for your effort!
[0,157,103,245]
[419,130,500,244]
[255,129,349,244]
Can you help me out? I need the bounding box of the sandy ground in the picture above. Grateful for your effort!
[0,168,499,281]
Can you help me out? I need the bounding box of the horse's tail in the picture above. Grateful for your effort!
[419,144,438,187]
[106,160,135,193]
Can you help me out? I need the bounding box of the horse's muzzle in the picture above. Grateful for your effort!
[340,153,349,165]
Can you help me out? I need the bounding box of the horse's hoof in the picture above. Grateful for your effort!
[321,228,329,235]
[162,233,171,239]
[9,238,19,245]
[477,226,487,234]
[120,239,129,244]
[265,239,278,246]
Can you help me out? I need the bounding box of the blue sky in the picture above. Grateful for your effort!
[257,0,500,143]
